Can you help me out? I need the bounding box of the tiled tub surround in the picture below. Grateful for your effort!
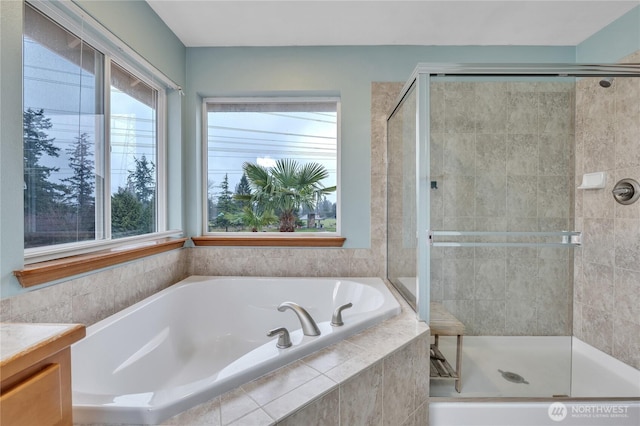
[158,296,430,426]
[429,80,576,336]
[573,50,640,370]
[71,276,402,424]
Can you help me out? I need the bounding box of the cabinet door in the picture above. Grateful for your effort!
[1,363,63,426]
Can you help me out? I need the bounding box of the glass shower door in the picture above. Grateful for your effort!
[427,76,577,398]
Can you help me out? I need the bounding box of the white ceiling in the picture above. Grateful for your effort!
[146,1,639,47]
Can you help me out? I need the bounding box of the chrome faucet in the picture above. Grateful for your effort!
[267,327,292,349]
[331,302,353,326]
[277,301,321,336]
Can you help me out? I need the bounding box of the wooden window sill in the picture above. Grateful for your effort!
[14,237,187,288]
[192,235,346,247]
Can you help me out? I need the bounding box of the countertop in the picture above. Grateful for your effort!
[0,322,86,379]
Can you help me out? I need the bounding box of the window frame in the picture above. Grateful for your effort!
[201,96,342,239]
[23,0,176,265]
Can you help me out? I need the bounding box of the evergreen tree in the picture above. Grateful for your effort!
[62,132,95,233]
[111,187,142,237]
[127,155,155,204]
[234,173,251,210]
[23,108,63,218]
[215,174,235,231]
[207,179,217,230]
[128,155,155,234]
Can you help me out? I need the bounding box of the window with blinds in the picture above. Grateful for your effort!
[23,2,165,256]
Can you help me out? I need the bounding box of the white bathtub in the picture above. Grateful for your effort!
[71,276,401,424]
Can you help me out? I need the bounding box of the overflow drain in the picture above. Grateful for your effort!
[498,369,529,384]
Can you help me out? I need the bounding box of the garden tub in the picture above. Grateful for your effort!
[71,276,401,424]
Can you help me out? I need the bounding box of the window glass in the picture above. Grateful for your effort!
[205,100,338,233]
[23,2,164,254]
[110,62,158,238]
[23,4,104,248]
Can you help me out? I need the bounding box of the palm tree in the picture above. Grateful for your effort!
[241,206,278,232]
[241,159,336,232]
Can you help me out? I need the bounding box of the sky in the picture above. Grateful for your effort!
[206,109,338,204]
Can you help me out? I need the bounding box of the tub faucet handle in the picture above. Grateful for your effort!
[277,302,321,336]
[331,302,353,327]
[267,327,292,349]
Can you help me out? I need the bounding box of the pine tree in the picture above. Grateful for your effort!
[127,155,155,204]
[234,173,251,210]
[23,108,63,218]
[62,132,95,233]
[111,187,142,237]
[215,174,235,231]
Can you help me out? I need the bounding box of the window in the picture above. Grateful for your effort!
[203,98,339,234]
[23,2,166,257]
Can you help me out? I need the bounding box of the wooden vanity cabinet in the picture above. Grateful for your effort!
[0,324,86,426]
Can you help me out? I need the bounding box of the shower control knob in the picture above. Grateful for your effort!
[612,178,640,205]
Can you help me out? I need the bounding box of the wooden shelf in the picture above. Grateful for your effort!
[430,344,458,379]
[192,235,346,247]
[14,237,187,287]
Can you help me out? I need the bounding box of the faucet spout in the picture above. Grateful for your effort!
[277,302,321,336]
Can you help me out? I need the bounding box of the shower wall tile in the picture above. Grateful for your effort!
[582,305,613,354]
[614,268,640,326]
[434,80,574,337]
[581,262,614,313]
[506,258,538,301]
[614,218,640,271]
[474,259,506,300]
[612,318,640,370]
[507,92,538,134]
[445,88,475,133]
[507,176,537,217]
[443,176,475,217]
[576,50,640,369]
[474,84,508,134]
[442,259,474,299]
[475,175,507,217]
[476,134,506,175]
[537,176,569,218]
[444,133,475,175]
[539,134,571,176]
[507,134,538,175]
[505,300,537,336]
[539,92,573,134]
[582,218,615,267]
[473,300,505,335]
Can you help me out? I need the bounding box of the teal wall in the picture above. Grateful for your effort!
[184,46,575,247]
[1,1,638,298]
[577,5,640,62]
[0,0,186,298]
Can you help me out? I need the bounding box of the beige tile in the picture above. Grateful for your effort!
[302,340,363,373]
[383,343,416,426]
[263,375,336,420]
[276,388,339,426]
[612,317,640,370]
[226,409,274,426]
[241,361,319,406]
[220,388,261,425]
[339,362,383,426]
[162,396,221,425]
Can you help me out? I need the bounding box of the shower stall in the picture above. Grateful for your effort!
[386,64,640,419]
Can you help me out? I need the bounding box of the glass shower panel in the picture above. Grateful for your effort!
[428,76,576,398]
[387,83,418,308]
